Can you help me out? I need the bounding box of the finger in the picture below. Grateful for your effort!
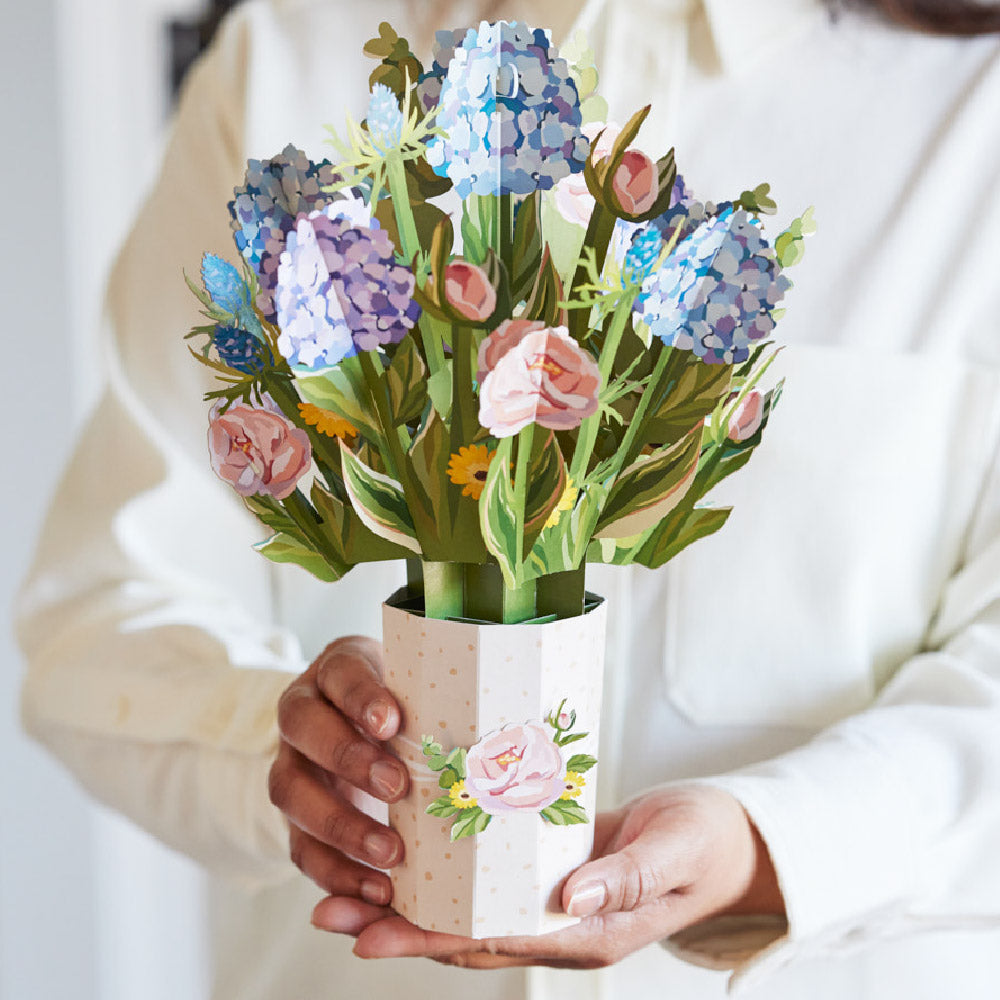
[277,681,408,802]
[314,636,400,740]
[311,896,394,937]
[563,809,698,918]
[288,825,392,905]
[268,745,403,869]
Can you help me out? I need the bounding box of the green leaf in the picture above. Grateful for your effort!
[438,767,460,789]
[427,363,453,420]
[525,480,608,581]
[522,432,568,552]
[595,424,702,539]
[540,799,589,825]
[479,437,520,586]
[450,807,491,841]
[461,201,488,267]
[633,506,733,570]
[426,797,459,819]
[510,191,542,303]
[340,443,422,555]
[243,495,300,536]
[309,480,413,565]
[556,732,588,747]
[643,359,732,448]
[421,736,444,758]
[297,357,381,442]
[445,747,467,778]
[253,532,343,582]
[566,754,598,773]
[386,336,428,427]
[521,247,565,326]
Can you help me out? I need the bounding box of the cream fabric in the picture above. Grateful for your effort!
[16,1,1000,997]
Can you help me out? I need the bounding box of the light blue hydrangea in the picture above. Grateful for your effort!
[367,84,404,150]
[623,227,663,284]
[425,21,588,198]
[415,27,468,113]
[635,207,791,365]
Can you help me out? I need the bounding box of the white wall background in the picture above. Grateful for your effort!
[1,2,210,997]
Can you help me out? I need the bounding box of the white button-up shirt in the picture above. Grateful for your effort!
[16,1,1000,997]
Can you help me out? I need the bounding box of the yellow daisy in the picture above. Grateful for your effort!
[544,479,579,529]
[298,402,357,440]
[447,444,496,500]
[449,780,478,809]
[561,771,585,800]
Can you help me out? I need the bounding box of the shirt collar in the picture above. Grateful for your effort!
[701,0,828,73]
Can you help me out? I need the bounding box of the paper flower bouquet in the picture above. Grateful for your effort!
[186,20,812,936]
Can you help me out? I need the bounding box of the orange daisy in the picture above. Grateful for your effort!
[298,402,357,440]
[447,444,496,500]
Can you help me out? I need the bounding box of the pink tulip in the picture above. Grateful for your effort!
[444,261,497,322]
[612,149,658,215]
[476,318,545,382]
[464,723,565,815]
[209,404,312,500]
[727,391,765,442]
[479,326,601,438]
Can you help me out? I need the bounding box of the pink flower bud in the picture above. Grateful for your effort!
[727,391,765,442]
[444,261,497,322]
[612,149,658,216]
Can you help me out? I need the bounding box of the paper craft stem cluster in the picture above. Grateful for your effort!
[184,17,813,935]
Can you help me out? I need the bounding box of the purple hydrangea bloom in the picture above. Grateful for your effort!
[275,205,421,371]
[213,326,267,373]
[425,21,588,198]
[635,207,791,365]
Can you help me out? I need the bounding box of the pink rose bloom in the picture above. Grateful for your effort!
[476,319,545,382]
[209,404,312,500]
[444,261,497,322]
[612,149,658,215]
[465,723,565,815]
[727,391,765,442]
[479,326,601,437]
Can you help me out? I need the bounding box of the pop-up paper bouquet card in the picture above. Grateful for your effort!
[186,19,813,938]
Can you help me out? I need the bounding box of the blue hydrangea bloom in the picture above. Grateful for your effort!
[228,145,338,270]
[200,253,263,338]
[415,27,468,113]
[213,326,267,373]
[425,21,588,198]
[275,205,421,371]
[635,207,791,365]
[624,227,663,284]
[367,84,404,149]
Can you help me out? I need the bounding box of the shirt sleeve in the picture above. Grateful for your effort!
[672,436,1000,988]
[15,4,304,890]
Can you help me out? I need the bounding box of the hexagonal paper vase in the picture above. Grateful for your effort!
[383,589,607,938]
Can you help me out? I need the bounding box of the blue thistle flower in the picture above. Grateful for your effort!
[367,84,405,149]
[213,326,267,373]
[200,253,263,338]
[624,228,664,284]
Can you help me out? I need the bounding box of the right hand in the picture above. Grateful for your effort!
[268,635,408,911]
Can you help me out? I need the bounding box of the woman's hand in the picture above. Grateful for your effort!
[311,784,785,969]
[268,635,408,908]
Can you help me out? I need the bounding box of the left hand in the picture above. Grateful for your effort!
[310,784,785,970]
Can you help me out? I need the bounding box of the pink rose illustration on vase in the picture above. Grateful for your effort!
[478,326,601,437]
[209,403,312,500]
[464,723,565,815]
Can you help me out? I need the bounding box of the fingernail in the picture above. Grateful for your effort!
[360,878,390,906]
[363,830,399,867]
[364,699,391,737]
[370,760,405,801]
[567,881,606,918]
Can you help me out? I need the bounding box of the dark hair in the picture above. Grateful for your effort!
[863,0,1000,35]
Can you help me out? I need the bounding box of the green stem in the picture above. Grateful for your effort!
[418,314,447,381]
[283,489,338,564]
[423,560,464,620]
[614,344,677,473]
[499,193,514,272]
[569,205,616,339]
[385,152,421,264]
[451,323,477,448]
[513,422,535,568]
[568,292,637,484]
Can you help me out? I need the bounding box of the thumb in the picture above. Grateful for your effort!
[562,810,696,918]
